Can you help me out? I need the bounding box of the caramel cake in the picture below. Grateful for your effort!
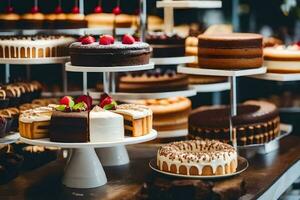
[113,104,152,137]
[129,97,191,132]
[198,33,263,69]
[189,100,280,146]
[0,10,20,29]
[157,140,237,176]
[85,13,133,28]
[118,69,188,93]
[0,35,76,59]
[69,35,151,67]
[19,106,54,139]
[146,32,185,58]
[264,44,300,73]
[20,12,45,29]
[185,36,227,84]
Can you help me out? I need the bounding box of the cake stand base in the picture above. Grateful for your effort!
[63,147,107,188]
[96,146,130,166]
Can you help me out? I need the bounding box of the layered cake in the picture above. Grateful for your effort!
[113,104,152,137]
[20,8,45,29]
[65,12,87,29]
[48,94,152,142]
[264,44,300,73]
[185,36,227,84]
[146,32,185,58]
[128,97,191,132]
[157,140,237,176]
[86,13,133,28]
[198,33,263,69]
[69,35,151,67]
[189,100,280,145]
[19,106,54,139]
[0,35,76,59]
[118,69,188,92]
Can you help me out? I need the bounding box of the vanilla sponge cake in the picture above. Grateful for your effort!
[198,33,263,69]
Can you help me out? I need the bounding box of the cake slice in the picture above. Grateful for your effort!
[113,104,152,137]
[89,106,124,142]
[19,106,54,139]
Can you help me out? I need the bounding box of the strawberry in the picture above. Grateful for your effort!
[99,35,115,45]
[5,6,14,13]
[72,6,80,14]
[75,95,93,110]
[55,6,63,14]
[94,6,103,13]
[99,93,117,110]
[112,6,121,15]
[81,36,96,45]
[31,6,39,14]
[122,34,135,44]
[60,96,74,107]
[100,93,109,103]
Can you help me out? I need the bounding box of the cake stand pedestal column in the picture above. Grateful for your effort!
[63,147,107,188]
[5,64,10,83]
[96,71,130,166]
[229,76,237,149]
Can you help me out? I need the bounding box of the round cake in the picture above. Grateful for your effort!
[85,13,133,28]
[69,35,151,67]
[146,32,185,58]
[0,11,20,29]
[65,13,87,29]
[189,100,280,146]
[157,140,237,176]
[0,35,76,59]
[118,69,188,92]
[20,12,45,29]
[127,97,191,132]
[198,33,263,69]
[264,44,300,73]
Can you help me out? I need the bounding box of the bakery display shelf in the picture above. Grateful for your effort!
[150,56,197,65]
[157,129,188,138]
[0,132,20,145]
[149,156,248,179]
[191,82,230,93]
[238,123,292,154]
[156,0,222,9]
[41,91,84,98]
[249,73,300,82]
[88,87,197,100]
[19,130,157,189]
[0,28,135,37]
[0,57,70,65]
[177,65,267,77]
[65,62,155,72]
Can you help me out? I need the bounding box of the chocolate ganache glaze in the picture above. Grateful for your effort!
[69,41,151,67]
[189,101,280,146]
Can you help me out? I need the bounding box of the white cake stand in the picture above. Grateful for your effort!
[249,73,300,82]
[20,130,157,188]
[65,62,155,166]
[191,82,231,93]
[0,132,20,145]
[88,87,197,100]
[0,57,70,65]
[150,56,197,65]
[158,129,188,138]
[156,0,222,9]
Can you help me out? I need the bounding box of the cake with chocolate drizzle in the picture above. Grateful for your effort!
[157,140,237,176]
[189,100,280,146]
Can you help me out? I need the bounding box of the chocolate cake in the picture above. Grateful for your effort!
[49,111,89,142]
[146,32,185,58]
[118,69,188,93]
[198,33,263,69]
[189,100,280,145]
[69,41,151,67]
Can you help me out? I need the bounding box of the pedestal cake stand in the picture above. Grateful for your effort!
[178,65,267,149]
[20,130,157,188]
[65,62,156,167]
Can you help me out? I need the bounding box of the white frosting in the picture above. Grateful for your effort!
[114,104,152,119]
[89,106,124,142]
[0,36,76,58]
[264,60,300,70]
[157,140,237,176]
[19,106,53,123]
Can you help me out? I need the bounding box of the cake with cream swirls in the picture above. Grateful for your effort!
[157,140,237,176]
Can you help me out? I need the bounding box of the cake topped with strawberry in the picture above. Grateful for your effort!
[69,34,151,67]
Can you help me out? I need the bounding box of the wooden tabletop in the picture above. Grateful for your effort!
[0,135,300,200]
